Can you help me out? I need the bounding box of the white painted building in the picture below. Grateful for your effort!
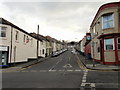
[30,33,47,58]
[0,18,38,66]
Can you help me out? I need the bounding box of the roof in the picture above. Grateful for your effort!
[90,2,120,27]
[30,33,46,41]
[0,18,37,39]
[97,33,120,39]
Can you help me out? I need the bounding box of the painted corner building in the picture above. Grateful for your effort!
[90,2,120,65]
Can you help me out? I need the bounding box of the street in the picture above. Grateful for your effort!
[2,50,119,90]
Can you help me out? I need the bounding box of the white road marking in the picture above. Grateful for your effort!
[81,70,88,86]
[49,58,63,71]
[49,70,56,72]
[82,80,86,83]
[75,69,81,72]
[67,70,73,72]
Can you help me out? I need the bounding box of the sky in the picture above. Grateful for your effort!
[0,0,119,42]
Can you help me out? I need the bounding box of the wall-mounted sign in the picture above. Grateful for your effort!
[86,35,91,41]
[0,46,8,51]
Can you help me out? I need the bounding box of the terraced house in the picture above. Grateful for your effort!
[90,2,120,65]
[0,18,38,66]
[0,18,66,66]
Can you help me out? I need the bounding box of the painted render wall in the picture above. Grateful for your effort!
[90,6,119,62]
[0,24,37,64]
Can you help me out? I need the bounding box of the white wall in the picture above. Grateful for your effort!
[0,24,38,64]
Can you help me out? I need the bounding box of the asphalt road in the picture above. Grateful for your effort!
[2,50,119,90]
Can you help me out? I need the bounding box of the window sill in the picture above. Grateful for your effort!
[0,37,7,39]
[15,40,19,43]
[102,27,114,30]
[104,50,115,52]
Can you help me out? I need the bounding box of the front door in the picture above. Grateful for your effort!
[100,39,105,64]
[0,51,8,66]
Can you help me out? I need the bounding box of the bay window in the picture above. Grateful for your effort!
[104,38,114,50]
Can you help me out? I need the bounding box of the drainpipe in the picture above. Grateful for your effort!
[9,26,13,66]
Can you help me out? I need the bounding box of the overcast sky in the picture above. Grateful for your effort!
[0,0,119,41]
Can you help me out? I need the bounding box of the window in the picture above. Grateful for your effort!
[93,26,96,35]
[23,35,26,43]
[15,31,19,41]
[102,13,114,29]
[104,38,114,50]
[26,36,29,43]
[42,49,44,54]
[31,38,33,46]
[118,37,120,50]
[98,47,100,52]
[0,27,7,37]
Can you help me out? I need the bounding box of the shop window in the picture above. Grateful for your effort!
[118,37,120,50]
[102,13,114,29]
[0,27,7,37]
[104,38,114,50]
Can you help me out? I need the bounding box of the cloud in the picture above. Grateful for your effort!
[0,1,118,41]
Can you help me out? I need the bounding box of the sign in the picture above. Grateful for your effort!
[0,46,8,51]
[91,41,94,47]
[86,35,91,41]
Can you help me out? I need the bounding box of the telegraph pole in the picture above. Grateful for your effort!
[37,25,39,60]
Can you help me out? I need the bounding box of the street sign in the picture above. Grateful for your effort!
[91,41,94,47]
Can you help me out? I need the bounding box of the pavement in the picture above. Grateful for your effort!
[77,53,120,71]
[1,56,51,72]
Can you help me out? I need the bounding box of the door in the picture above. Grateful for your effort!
[100,39,105,64]
[0,51,8,66]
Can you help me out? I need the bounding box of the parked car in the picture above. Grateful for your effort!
[52,51,59,57]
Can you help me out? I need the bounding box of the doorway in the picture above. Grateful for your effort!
[0,51,8,66]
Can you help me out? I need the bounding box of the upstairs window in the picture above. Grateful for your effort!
[42,49,44,54]
[118,37,120,50]
[15,31,19,41]
[0,27,7,37]
[23,35,26,43]
[104,38,114,50]
[102,13,114,29]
